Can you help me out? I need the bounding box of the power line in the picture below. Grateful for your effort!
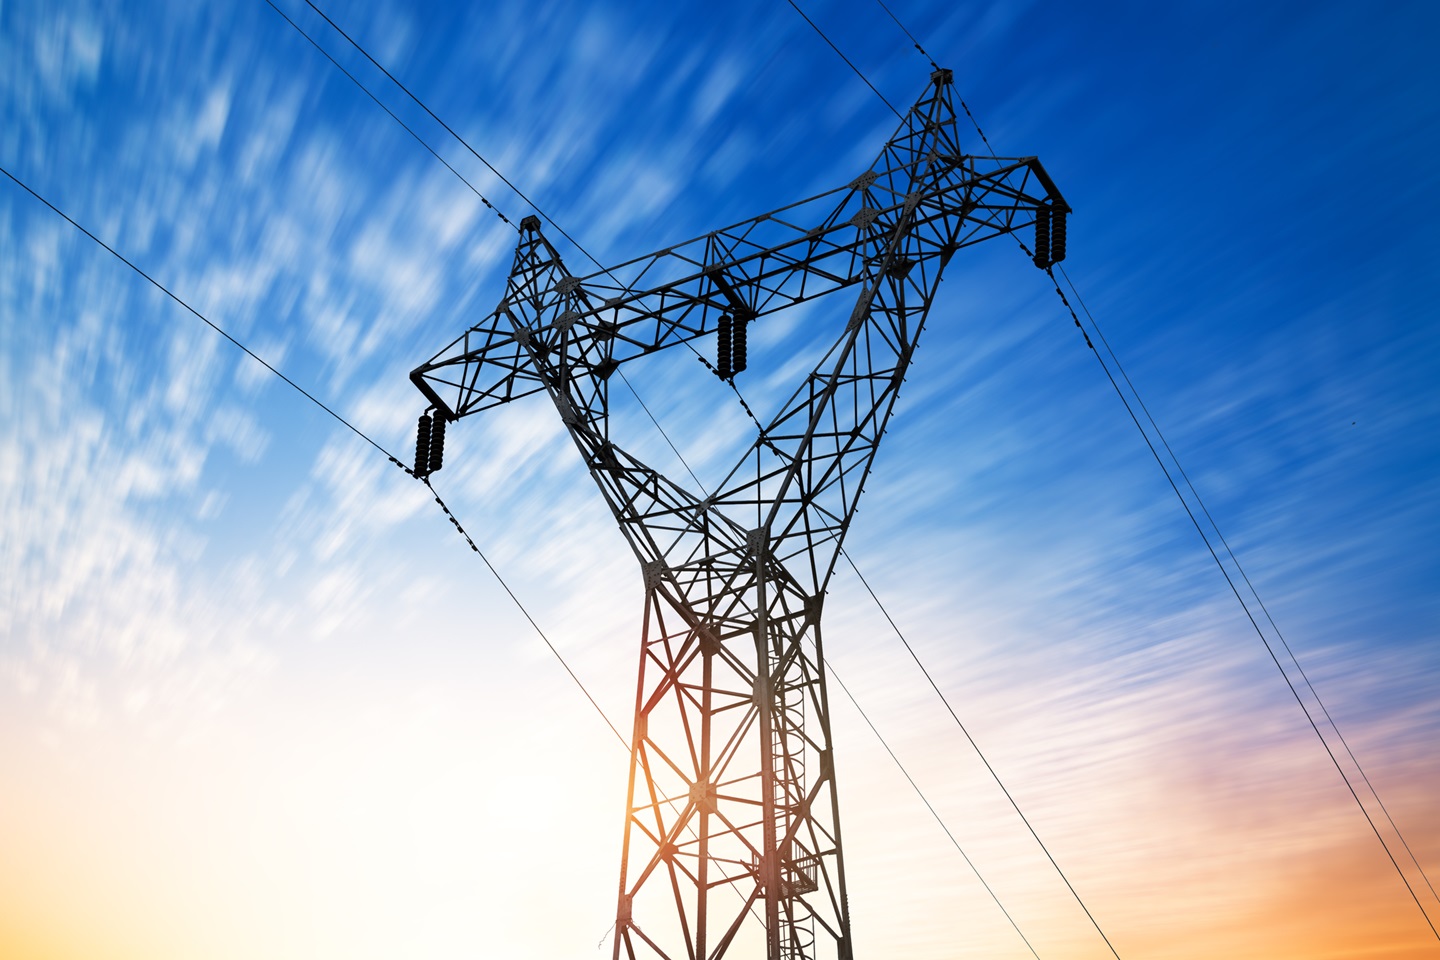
[15,14,1057,950]
[279,0,788,451]
[429,464,771,929]
[1008,81,1439,933]
[261,0,515,229]
[421,477,628,747]
[1057,264,1440,909]
[826,660,1043,960]
[865,0,998,160]
[262,9,801,934]
[262,0,754,754]
[616,368,707,492]
[0,159,632,759]
[270,4,1303,952]
[782,0,903,120]
[0,162,408,473]
[870,0,1438,937]
[1032,256,1440,941]
[607,355,1045,958]
[263,14,1083,922]
[872,0,937,69]
[607,343,1045,955]
[839,547,1122,960]
[287,0,614,277]
[777,7,1125,956]
[269,0,1435,943]
[428,452,769,929]
[593,270,1049,952]
[251,0,694,755]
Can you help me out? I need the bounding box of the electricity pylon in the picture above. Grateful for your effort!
[410,69,1067,960]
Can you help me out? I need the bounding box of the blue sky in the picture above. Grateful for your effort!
[2,0,1437,958]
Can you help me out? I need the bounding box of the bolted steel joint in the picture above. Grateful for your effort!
[641,558,667,590]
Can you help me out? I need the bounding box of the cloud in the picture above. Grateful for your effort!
[28,7,103,103]
[2,2,1436,958]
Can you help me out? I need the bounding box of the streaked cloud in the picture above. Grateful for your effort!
[1,0,1436,958]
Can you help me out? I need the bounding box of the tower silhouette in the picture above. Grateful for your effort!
[411,70,1067,960]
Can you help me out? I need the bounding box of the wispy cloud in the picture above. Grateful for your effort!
[2,1,1436,958]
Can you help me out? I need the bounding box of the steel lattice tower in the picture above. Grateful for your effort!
[410,70,1067,960]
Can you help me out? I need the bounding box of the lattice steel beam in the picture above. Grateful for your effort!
[410,69,1068,960]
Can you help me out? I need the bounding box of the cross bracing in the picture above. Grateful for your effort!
[411,69,1068,960]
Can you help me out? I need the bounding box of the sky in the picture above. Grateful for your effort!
[1,0,1438,958]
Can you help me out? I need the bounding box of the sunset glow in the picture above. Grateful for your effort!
[2,0,1436,957]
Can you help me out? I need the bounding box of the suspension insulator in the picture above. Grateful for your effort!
[733,314,748,375]
[1050,207,1067,264]
[1032,205,1051,269]
[414,413,432,477]
[428,414,446,475]
[717,313,733,379]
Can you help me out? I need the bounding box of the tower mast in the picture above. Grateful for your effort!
[411,70,1068,960]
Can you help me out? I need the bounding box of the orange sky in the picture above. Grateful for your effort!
[0,653,1434,960]
[3,0,1438,957]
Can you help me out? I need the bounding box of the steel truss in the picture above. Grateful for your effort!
[411,69,1067,960]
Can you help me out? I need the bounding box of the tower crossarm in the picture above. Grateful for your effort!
[688,70,1056,597]
[411,153,1065,422]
